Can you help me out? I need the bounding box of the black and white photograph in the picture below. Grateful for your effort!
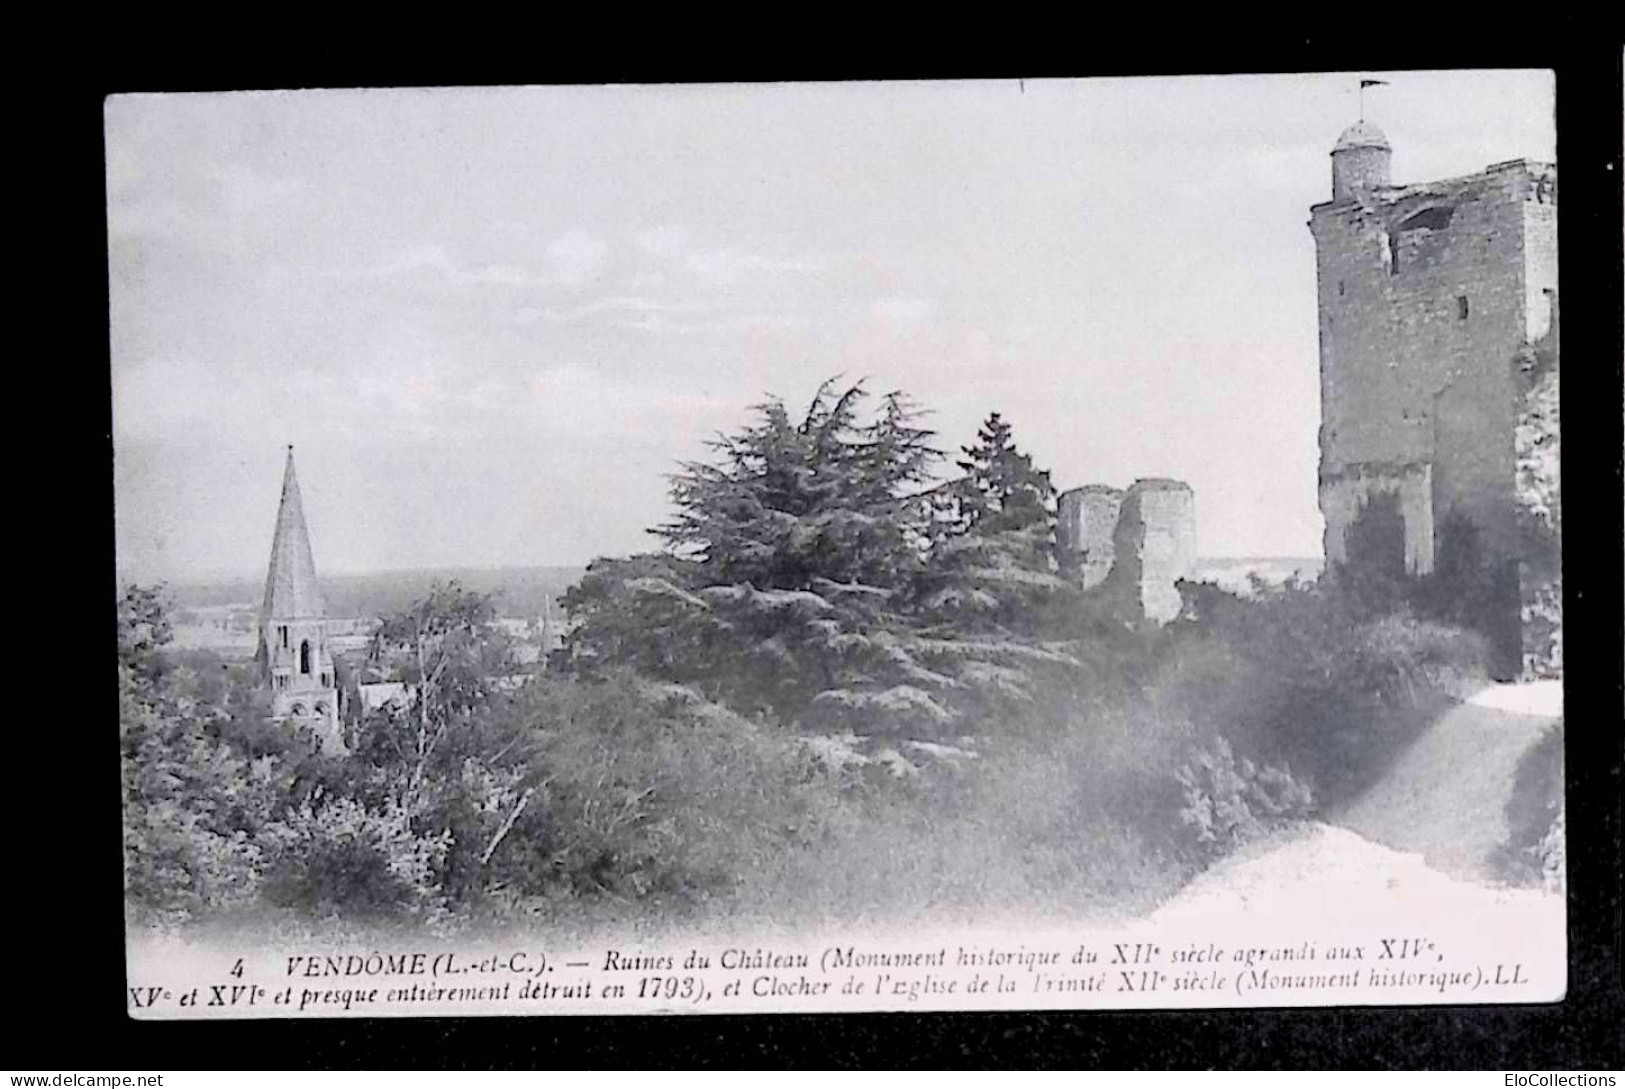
[109,71,1569,1019]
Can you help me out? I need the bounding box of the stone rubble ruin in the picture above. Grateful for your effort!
[1057,478,1197,625]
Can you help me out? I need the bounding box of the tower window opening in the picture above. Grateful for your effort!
[1338,280,1346,297]
[1398,206,1455,232]
[300,640,312,675]
[1457,296,1469,320]
[1388,236,1400,275]
[280,626,288,649]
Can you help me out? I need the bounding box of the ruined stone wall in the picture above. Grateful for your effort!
[1057,479,1196,625]
[1310,160,1554,574]
[1318,463,1434,574]
[1104,479,1197,625]
[1516,293,1561,678]
[1056,485,1124,589]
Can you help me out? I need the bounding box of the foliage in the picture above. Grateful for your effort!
[920,412,1070,635]
[561,383,1095,740]
[752,721,1192,928]
[122,578,862,932]
[1174,735,1315,861]
[466,675,849,920]
[117,584,174,693]
[365,582,518,751]
[259,796,453,925]
[1536,807,1565,894]
[1493,719,1565,889]
[121,377,1517,937]
[1515,361,1562,677]
[1336,491,1410,618]
[1159,579,1489,805]
[658,378,940,590]
[119,588,278,928]
[940,413,1054,539]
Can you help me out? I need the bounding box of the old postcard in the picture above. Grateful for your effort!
[110,72,1564,1018]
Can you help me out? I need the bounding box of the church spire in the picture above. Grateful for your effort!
[262,445,326,622]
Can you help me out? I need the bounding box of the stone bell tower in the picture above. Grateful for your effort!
[257,446,344,753]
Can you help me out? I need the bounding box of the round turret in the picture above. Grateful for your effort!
[1331,120,1392,200]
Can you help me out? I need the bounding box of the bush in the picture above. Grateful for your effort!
[1494,719,1564,888]
[259,797,453,926]
[748,716,1193,929]
[1158,582,1490,806]
[467,673,850,925]
[122,786,267,929]
[1173,735,1315,861]
[121,694,282,928]
[1536,807,1565,894]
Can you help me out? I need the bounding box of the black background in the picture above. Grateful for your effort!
[26,25,1623,1070]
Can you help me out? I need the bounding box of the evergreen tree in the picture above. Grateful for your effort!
[659,378,939,592]
[564,384,1084,741]
[565,381,953,728]
[945,412,1054,538]
[922,412,1065,633]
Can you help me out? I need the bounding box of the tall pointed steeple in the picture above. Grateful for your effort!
[257,446,345,754]
[262,445,327,622]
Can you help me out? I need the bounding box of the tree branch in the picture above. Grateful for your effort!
[480,787,534,865]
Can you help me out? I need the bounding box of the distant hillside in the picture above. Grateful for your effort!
[154,557,1320,619]
[1191,556,1323,594]
[162,565,587,618]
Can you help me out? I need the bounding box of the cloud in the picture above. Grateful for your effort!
[633,226,832,290]
[632,224,692,259]
[526,364,732,440]
[682,248,826,286]
[512,294,808,336]
[626,312,812,336]
[512,295,681,326]
[285,237,609,293]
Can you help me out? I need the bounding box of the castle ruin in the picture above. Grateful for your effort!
[1310,120,1558,677]
[1057,478,1197,625]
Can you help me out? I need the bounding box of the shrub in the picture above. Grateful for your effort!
[748,716,1193,929]
[1494,719,1564,888]
[1173,735,1315,861]
[469,673,850,924]
[259,796,453,925]
[1536,807,1565,894]
[121,676,282,928]
[122,787,267,929]
[1159,583,1490,806]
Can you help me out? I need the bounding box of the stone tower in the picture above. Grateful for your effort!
[1056,485,1125,589]
[1330,120,1392,200]
[1106,480,1198,625]
[257,446,344,753]
[1309,119,1558,676]
[1057,478,1196,625]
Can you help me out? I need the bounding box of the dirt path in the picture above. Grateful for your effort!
[1334,681,1562,885]
[1153,681,1564,923]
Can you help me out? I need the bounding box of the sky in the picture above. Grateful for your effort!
[108,71,1555,582]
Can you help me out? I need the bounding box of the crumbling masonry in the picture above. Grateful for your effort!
[1310,121,1559,678]
[1057,478,1197,625]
